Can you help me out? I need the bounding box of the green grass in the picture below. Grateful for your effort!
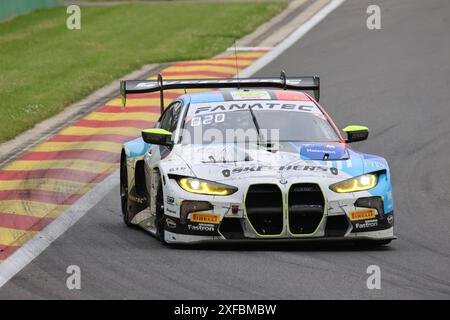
[0,2,285,142]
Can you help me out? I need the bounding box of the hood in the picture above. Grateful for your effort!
[171,142,386,182]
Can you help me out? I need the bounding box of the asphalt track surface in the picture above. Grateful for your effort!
[1,0,449,299]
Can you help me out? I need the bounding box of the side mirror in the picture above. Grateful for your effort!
[142,128,173,146]
[343,125,369,143]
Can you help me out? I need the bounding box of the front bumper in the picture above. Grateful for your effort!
[164,228,396,244]
[163,178,395,244]
[162,206,395,244]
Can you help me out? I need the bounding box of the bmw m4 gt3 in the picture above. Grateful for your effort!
[119,74,395,245]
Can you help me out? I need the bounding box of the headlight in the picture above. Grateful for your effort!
[329,173,378,193]
[177,177,238,196]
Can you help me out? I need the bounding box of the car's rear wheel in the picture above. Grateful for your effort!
[120,156,134,226]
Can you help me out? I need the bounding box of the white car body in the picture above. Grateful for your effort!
[120,85,395,245]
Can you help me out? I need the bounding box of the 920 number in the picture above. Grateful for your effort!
[190,113,225,127]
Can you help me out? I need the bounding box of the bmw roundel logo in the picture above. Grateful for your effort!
[222,169,230,177]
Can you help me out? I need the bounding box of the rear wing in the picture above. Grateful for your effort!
[120,72,320,113]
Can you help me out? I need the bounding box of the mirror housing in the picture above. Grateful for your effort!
[142,128,173,146]
[343,125,369,143]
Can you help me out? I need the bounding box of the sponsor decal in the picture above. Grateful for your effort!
[387,214,394,225]
[230,90,271,100]
[136,82,153,88]
[231,165,338,175]
[168,167,187,172]
[354,219,378,230]
[193,101,320,115]
[300,143,348,160]
[166,196,175,205]
[349,209,377,221]
[187,223,215,232]
[231,204,240,215]
[365,161,385,168]
[165,218,177,229]
[166,208,177,215]
[190,213,220,224]
[350,211,394,233]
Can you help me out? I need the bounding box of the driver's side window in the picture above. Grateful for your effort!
[158,101,182,132]
[158,106,173,131]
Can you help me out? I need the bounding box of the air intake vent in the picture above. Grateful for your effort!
[219,218,244,239]
[288,183,324,235]
[245,184,283,235]
[325,215,349,237]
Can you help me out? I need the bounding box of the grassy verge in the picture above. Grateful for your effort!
[0,2,285,142]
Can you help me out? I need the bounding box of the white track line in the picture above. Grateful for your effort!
[239,0,345,77]
[0,0,345,288]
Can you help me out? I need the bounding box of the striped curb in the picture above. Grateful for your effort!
[0,49,268,262]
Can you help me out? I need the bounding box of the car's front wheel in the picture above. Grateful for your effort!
[154,178,168,245]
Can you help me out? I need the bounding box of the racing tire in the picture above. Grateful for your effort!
[155,177,168,246]
[120,156,135,226]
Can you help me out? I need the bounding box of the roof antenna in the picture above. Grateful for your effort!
[280,70,287,89]
[234,40,240,89]
[158,73,164,114]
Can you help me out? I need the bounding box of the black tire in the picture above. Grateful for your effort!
[155,178,168,245]
[120,156,134,226]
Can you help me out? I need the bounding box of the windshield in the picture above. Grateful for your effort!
[180,100,340,144]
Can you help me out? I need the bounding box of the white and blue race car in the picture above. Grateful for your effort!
[119,74,395,245]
